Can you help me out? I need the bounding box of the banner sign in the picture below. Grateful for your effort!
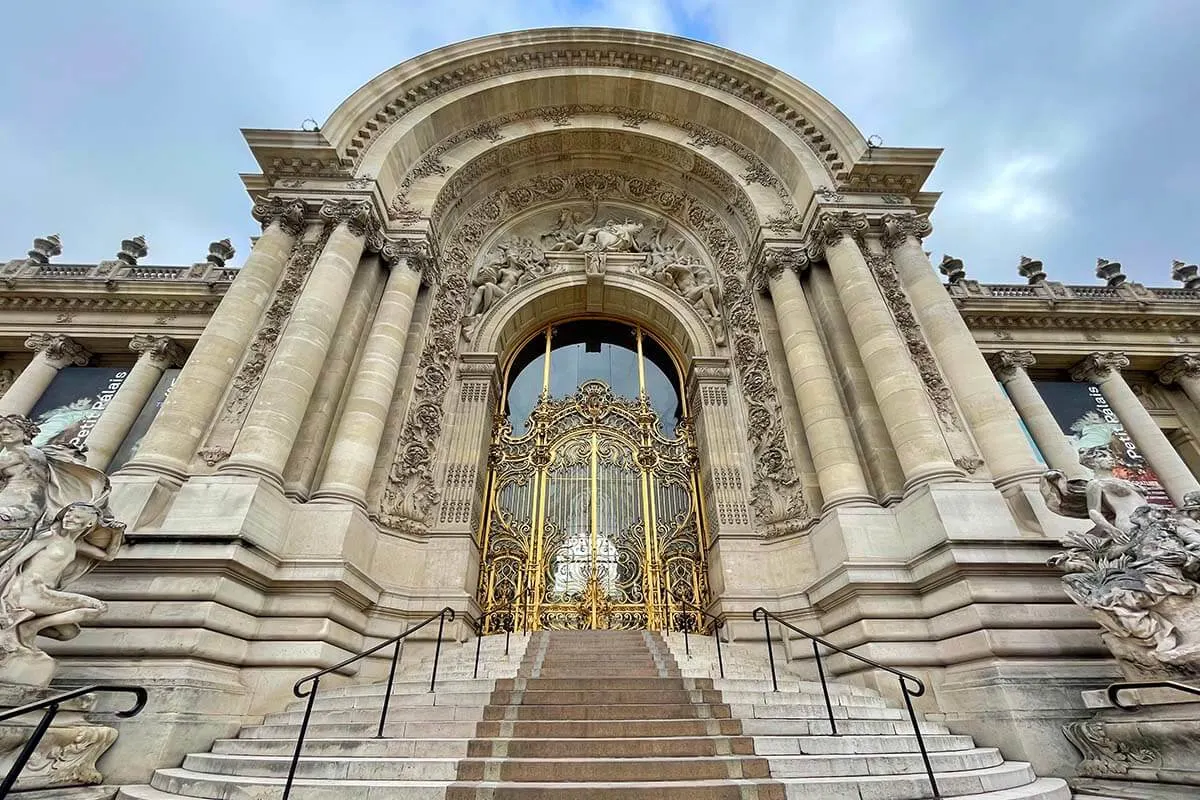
[29,367,128,451]
[109,368,180,471]
[1034,380,1171,505]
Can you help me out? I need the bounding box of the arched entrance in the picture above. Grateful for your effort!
[478,319,708,632]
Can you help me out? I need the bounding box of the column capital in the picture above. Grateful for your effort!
[686,356,732,399]
[24,333,90,367]
[880,212,933,251]
[251,196,307,236]
[988,349,1037,382]
[1159,354,1200,385]
[1071,351,1130,384]
[380,235,435,281]
[802,210,868,261]
[129,334,186,368]
[753,245,808,291]
[320,198,382,241]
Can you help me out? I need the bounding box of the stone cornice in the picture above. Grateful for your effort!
[0,292,222,316]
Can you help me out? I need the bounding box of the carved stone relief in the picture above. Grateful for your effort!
[377,169,808,533]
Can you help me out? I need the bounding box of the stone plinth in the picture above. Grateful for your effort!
[1068,685,1200,799]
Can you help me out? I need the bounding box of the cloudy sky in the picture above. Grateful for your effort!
[1,1,1196,285]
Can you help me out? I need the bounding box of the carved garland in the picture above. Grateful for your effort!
[377,169,809,534]
[864,252,961,431]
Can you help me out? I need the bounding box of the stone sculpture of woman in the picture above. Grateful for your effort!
[0,503,124,686]
[0,415,52,564]
[1041,446,1146,536]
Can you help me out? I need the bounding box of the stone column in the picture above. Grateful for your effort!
[1159,355,1200,410]
[84,335,185,470]
[0,334,91,416]
[883,214,1043,488]
[121,197,305,480]
[806,211,960,489]
[688,357,757,537]
[1072,352,1200,504]
[313,245,424,506]
[761,247,872,509]
[221,199,380,486]
[988,350,1088,480]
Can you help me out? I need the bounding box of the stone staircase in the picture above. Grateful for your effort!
[118,628,1070,799]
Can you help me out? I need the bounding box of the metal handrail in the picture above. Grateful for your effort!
[668,596,726,679]
[752,607,940,799]
[0,684,148,796]
[282,606,456,800]
[1106,680,1200,710]
[473,604,514,680]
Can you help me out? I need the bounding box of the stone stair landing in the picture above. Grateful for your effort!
[119,628,1071,799]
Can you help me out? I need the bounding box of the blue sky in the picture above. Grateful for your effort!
[1,1,1196,285]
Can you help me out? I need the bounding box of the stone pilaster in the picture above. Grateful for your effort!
[0,334,91,416]
[687,357,757,538]
[221,198,381,486]
[121,196,305,480]
[1158,354,1200,411]
[313,244,425,507]
[761,246,872,509]
[883,213,1043,488]
[85,335,185,470]
[433,353,501,533]
[1072,352,1200,504]
[988,350,1088,480]
[806,211,960,490]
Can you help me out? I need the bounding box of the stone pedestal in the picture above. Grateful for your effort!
[1068,685,1200,799]
[0,684,118,793]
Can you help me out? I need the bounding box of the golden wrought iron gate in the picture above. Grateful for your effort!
[477,325,709,632]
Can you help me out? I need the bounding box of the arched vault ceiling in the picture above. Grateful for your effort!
[329,30,865,194]
[418,127,773,245]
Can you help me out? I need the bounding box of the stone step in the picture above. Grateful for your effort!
[214,736,472,758]
[285,691,493,713]
[472,717,747,739]
[739,717,951,736]
[455,755,772,782]
[264,706,486,725]
[142,769,451,800]
[753,733,976,754]
[481,702,732,720]
[775,762,1051,799]
[730,702,906,720]
[240,720,481,740]
[765,747,1003,777]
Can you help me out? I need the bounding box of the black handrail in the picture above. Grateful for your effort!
[1106,680,1200,710]
[473,604,514,680]
[669,597,726,679]
[0,684,148,796]
[752,607,940,799]
[282,606,455,800]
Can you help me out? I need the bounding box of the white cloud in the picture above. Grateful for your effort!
[963,151,1067,229]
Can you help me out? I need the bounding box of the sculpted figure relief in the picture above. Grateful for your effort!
[1043,447,1200,679]
[0,414,123,687]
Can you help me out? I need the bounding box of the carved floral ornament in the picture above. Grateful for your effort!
[24,334,90,367]
[1158,354,1200,385]
[987,349,1037,382]
[1071,352,1131,384]
[129,334,185,367]
[376,169,811,536]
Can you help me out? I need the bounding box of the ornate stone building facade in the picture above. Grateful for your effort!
[2,27,1198,798]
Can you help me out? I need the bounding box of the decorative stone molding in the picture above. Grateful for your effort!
[378,168,808,533]
[380,236,434,281]
[865,253,961,430]
[1159,354,1200,385]
[0,295,221,314]
[24,333,90,367]
[1062,720,1161,778]
[251,196,307,236]
[880,212,932,251]
[26,234,62,266]
[339,47,846,180]
[987,349,1037,382]
[803,211,868,261]
[129,334,185,368]
[1071,352,1131,384]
